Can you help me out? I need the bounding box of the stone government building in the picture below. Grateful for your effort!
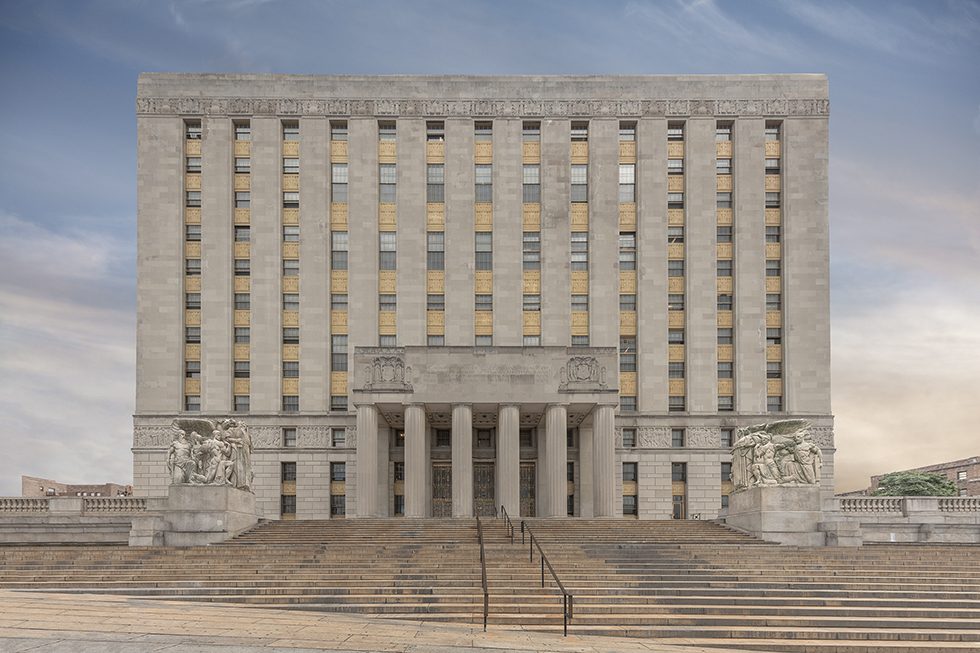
[134,74,832,520]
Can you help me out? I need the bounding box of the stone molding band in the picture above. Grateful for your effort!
[136,97,829,118]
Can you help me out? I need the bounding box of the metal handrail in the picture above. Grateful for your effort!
[499,504,515,544]
[521,520,574,636]
[475,514,489,632]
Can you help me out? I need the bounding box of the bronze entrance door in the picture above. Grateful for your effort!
[520,462,536,517]
[474,463,495,517]
[432,464,452,517]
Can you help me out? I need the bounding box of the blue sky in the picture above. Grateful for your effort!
[0,0,978,494]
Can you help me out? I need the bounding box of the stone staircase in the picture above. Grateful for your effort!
[0,518,978,651]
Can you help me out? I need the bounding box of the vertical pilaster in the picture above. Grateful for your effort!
[445,119,475,345]
[578,423,594,518]
[396,119,426,345]
[377,426,390,517]
[404,403,428,517]
[592,403,616,517]
[299,117,329,411]
[543,404,568,517]
[496,404,520,518]
[493,119,522,345]
[590,119,618,348]
[355,403,379,516]
[541,120,571,346]
[452,403,473,517]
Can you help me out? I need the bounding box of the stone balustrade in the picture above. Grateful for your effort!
[838,497,903,513]
[0,497,145,515]
[835,496,980,515]
[0,498,50,513]
[83,497,147,513]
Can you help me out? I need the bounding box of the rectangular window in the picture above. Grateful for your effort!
[619,232,636,270]
[620,294,636,311]
[619,121,636,141]
[281,462,297,482]
[766,226,782,243]
[571,232,589,270]
[668,260,684,277]
[667,158,684,175]
[185,360,200,379]
[185,120,201,140]
[519,429,532,448]
[185,259,201,276]
[765,158,781,174]
[379,294,396,312]
[622,428,636,447]
[672,462,687,481]
[474,121,492,141]
[379,232,396,270]
[234,157,250,174]
[283,328,299,344]
[185,292,201,310]
[619,336,636,372]
[331,232,348,270]
[475,335,492,346]
[330,120,348,141]
[715,123,732,141]
[767,294,782,311]
[185,224,201,242]
[717,294,733,311]
[332,164,348,202]
[330,494,346,516]
[668,396,685,412]
[619,396,637,412]
[522,294,540,312]
[567,461,575,480]
[721,428,735,448]
[186,156,201,173]
[718,328,733,345]
[668,226,685,244]
[522,165,540,203]
[427,294,445,311]
[378,120,396,141]
[475,294,493,311]
[234,225,250,242]
[571,294,588,312]
[426,120,445,141]
[719,396,735,412]
[522,121,540,142]
[282,192,299,209]
[283,427,297,448]
[668,329,685,344]
[280,495,296,516]
[332,428,345,447]
[282,259,299,277]
[672,428,685,448]
[379,163,396,202]
[331,294,348,311]
[185,395,200,411]
[523,335,541,347]
[623,495,637,516]
[186,191,201,207]
[571,335,589,347]
[478,429,493,448]
[623,462,637,482]
[717,225,733,243]
[571,121,588,142]
[767,328,782,345]
[379,335,396,347]
[668,294,685,311]
[716,192,732,209]
[667,121,684,141]
[331,335,347,371]
[765,192,781,208]
[282,361,299,378]
[436,429,451,447]
[718,362,734,379]
[428,335,445,346]
[394,461,405,482]
[957,471,967,481]
[668,361,685,379]
[234,191,250,208]
[475,232,493,270]
[570,164,588,203]
[766,260,782,277]
[331,462,347,482]
[475,164,493,202]
[330,395,348,411]
[282,121,299,141]
[722,462,733,482]
[282,395,299,412]
[765,122,781,141]
[716,158,732,175]
[234,293,250,310]
[767,362,783,379]
[282,225,300,242]
[667,193,684,209]
[619,164,635,202]
[234,327,250,344]
[426,164,445,202]
[283,158,299,174]
[767,395,783,412]
[717,259,733,277]
[522,232,541,270]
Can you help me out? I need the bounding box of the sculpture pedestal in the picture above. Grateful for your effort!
[129,485,260,547]
[727,485,824,546]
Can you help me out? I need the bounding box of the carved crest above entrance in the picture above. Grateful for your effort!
[558,356,608,392]
[362,355,413,392]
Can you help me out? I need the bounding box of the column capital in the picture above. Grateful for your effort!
[498,403,520,410]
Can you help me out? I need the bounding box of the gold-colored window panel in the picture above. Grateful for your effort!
[474,312,493,335]
[765,208,781,225]
[522,204,541,231]
[570,141,588,164]
[184,241,201,258]
[669,379,686,395]
[668,310,685,328]
[717,310,733,328]
[330,372,348,396]
[522,141,540,163]
[619,311,637,335]
[233,276,251,292]
[765,141,781,157]
[234,378,250,395]
[427,315,445,336]
[522,311,541,334]
[474,271,493,294]
[766,277,782,293]
[474,141,493,164]
[620,372,637,395]
[379,203,397,229]
[622,480,638,496]
[766,311,782,328]
[667,208,685,226]
[668,277,684,293]
[426,203,445,230]
[234,310,251,327]
[282,276,299,293]
[184,378,201,395]
[426,271,445,294]
[522,270,541,294]
[571,204,589,231]
[185,207,202,224]
[282,242,300,259]
[234,140,250,157]
[767,379,783,395]
[282,208,300,225]
[716,208,733,226]
[717,277,733,294]
[716,141,733,158]
[474,203,493,231]
[618,203,636,230]
[668,141,684,159]
[765,175,781,192]
[282,174,299,192]
[185,276,202,292]
[281,480,296,495]
[330,270,348,293]
[378,141,396,163]
[766,242,782,259]
[282,378,299,395]
[716,175,733,192]
[184,174,201,191]
[184,344,201,361]
[233,344,250,361]
[330,140,348,162]
[718,379,734,395]
[571,310,589,336]
[330,203,349,229]
[378,311,397,336]
[426,310,445,329]
[184,309,201,327]
[667,243,685,259]
[716,243,733,259]
[378,270,396,294]
[619,141,636,163]
[667,175,685,192]
[234,174,250,192]
[282,311,299,328]
[766,344,782,362]
[668,344,685,362]
[185,140,201,156]
[330,480,346,495]
[717,344,733,362]
[282,344,300,361]
[571,270,589,294]
[426,141,445,163]
[234,242,250,259]
[330,310,348,332]
[282,141,299,157]
[232,208,249,225]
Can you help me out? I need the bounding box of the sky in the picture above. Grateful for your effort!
[0,0,978,495]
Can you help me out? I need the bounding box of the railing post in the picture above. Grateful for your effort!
[563,594,568,637]
[541,556,545,587]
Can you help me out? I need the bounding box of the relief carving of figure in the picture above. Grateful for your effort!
[168,418,253,492]
[166,430,197,485]
[731,419,822,491]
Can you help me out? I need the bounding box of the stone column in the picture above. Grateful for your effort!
[543,404,568,517]
[496,404,520,518]
[355,403,379,517]
[404,403,427,517]
[592,403,616,517]
[452,403,473,517]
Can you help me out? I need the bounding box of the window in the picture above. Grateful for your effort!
[282,259,299,277]
[619,232,636,270]
[475,294,493,311]
[765,158,780,174]
[672,462,687,481]
[234,226,250,242]
[475,335,492,346]
[283,158,299,174]
[379,163,396,202]
[331,462,347,482]
[330,395,348,411]
[436,429,451,447]
[667,193,684,209]
[668,226,684,244]
[379,335,396,347]
[766,226,781,243]
[330,121,348,141]
[668,329,685,344]
[185,224,201,241]
[571,335,590,347]
[619,121,636,141]
[767,294,782,311]
[958,471,967,481]
[765,192,781,208]
[234,327,250,344]
[332,428,345,447]
[667,159,684,175]
[619,396,636,412]
[523,335,540,346]
[716,192,732,209]
[716,158,732,174]
[622,428,636,447]
[394,462,405,482]
[378,120,396,141]
[567,461,575,480]
[332,164,348,202]
[718,362,734,379]
[185,395,200,411]
[571,121,588,142]
[331,232,348,270]
[717,260,733,277]
[721,428,735,448]
[283,192,299,208]
[474,121,492,141]
[283,361,299,378]
[767,362,782,379]
[331,335,347,371]
[186,156,201,173]
[330,494,346,516]
[619,164,635,202]
[475,164,492,202]
[522,165,540,203]
[426,164,444,203]
[186,191,201,207]
[283,328,299,344]
[475,232,493,270]
[668,260,684,277]
[427,294,445,311]
[234,395,249,412]
[331,294,348,311]
[281,462,296,482]
[767,395,783,412]
[522,232,541,269]
[185,292,201,310]
[717,294,733,311]
[667,121,684,141]
[185,259,201,276]
[570,164,588,202]
[522,121,540,142]
[715,123,732,141]
[280,495,296,516]
[623,462,637,482]
[282,225,300,242]
[620,294,636,311]
[719,396,735,412]
[766,259,781,277]
[668,294,685,311]
[571,294,588,312]
[426,120,444,141]
[185,120,201,140]
[717,225,733,243]
[722,463,732,482]
[282,395,299,412]
[379,232,396,270]
[668,362,685,379]
[672,428,685,448]
[522,294,540,312]
[623,495,637,516]
[571,232,589,270]
[185,361,200,379]
[428,335,445,346]
[234,157,250,174]
[234,293,250,310]
[379,294,396,312]
[765,122,781,141]
[718,328,733,345]
[282,292,299,311]
[767,328,782,345]
[282,121,299,141]
[234,191,250,208]
[283,428,297,448]
[619,336,636,373]
[669,396,685,412]
[519,429,532,448]
[477,430,492,448]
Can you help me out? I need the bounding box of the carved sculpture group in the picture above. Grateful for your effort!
[731,419,822,491]
[167,418,253,491]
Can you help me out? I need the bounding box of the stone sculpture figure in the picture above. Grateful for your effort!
[168,418,253,492]
[166,430,197,484]
[731,419,822,491]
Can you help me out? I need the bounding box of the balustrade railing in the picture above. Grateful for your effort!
[839,497,903,513]
[939,497,980,512]
[83,497,147,513]
[0,498,49,512]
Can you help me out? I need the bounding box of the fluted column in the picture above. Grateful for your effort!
[593,403,616,517]
[543,404,568,517]
[355,404,379,517]
[452,403,473,517]
[404,404,428,517]
[496,404,520,518]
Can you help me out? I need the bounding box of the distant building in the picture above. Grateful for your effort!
[21,475,132,498]
[869,456,980,496]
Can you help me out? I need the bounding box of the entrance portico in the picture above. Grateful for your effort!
[352,346,619,519]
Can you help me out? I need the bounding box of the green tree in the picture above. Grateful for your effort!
[873,471,957,497]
